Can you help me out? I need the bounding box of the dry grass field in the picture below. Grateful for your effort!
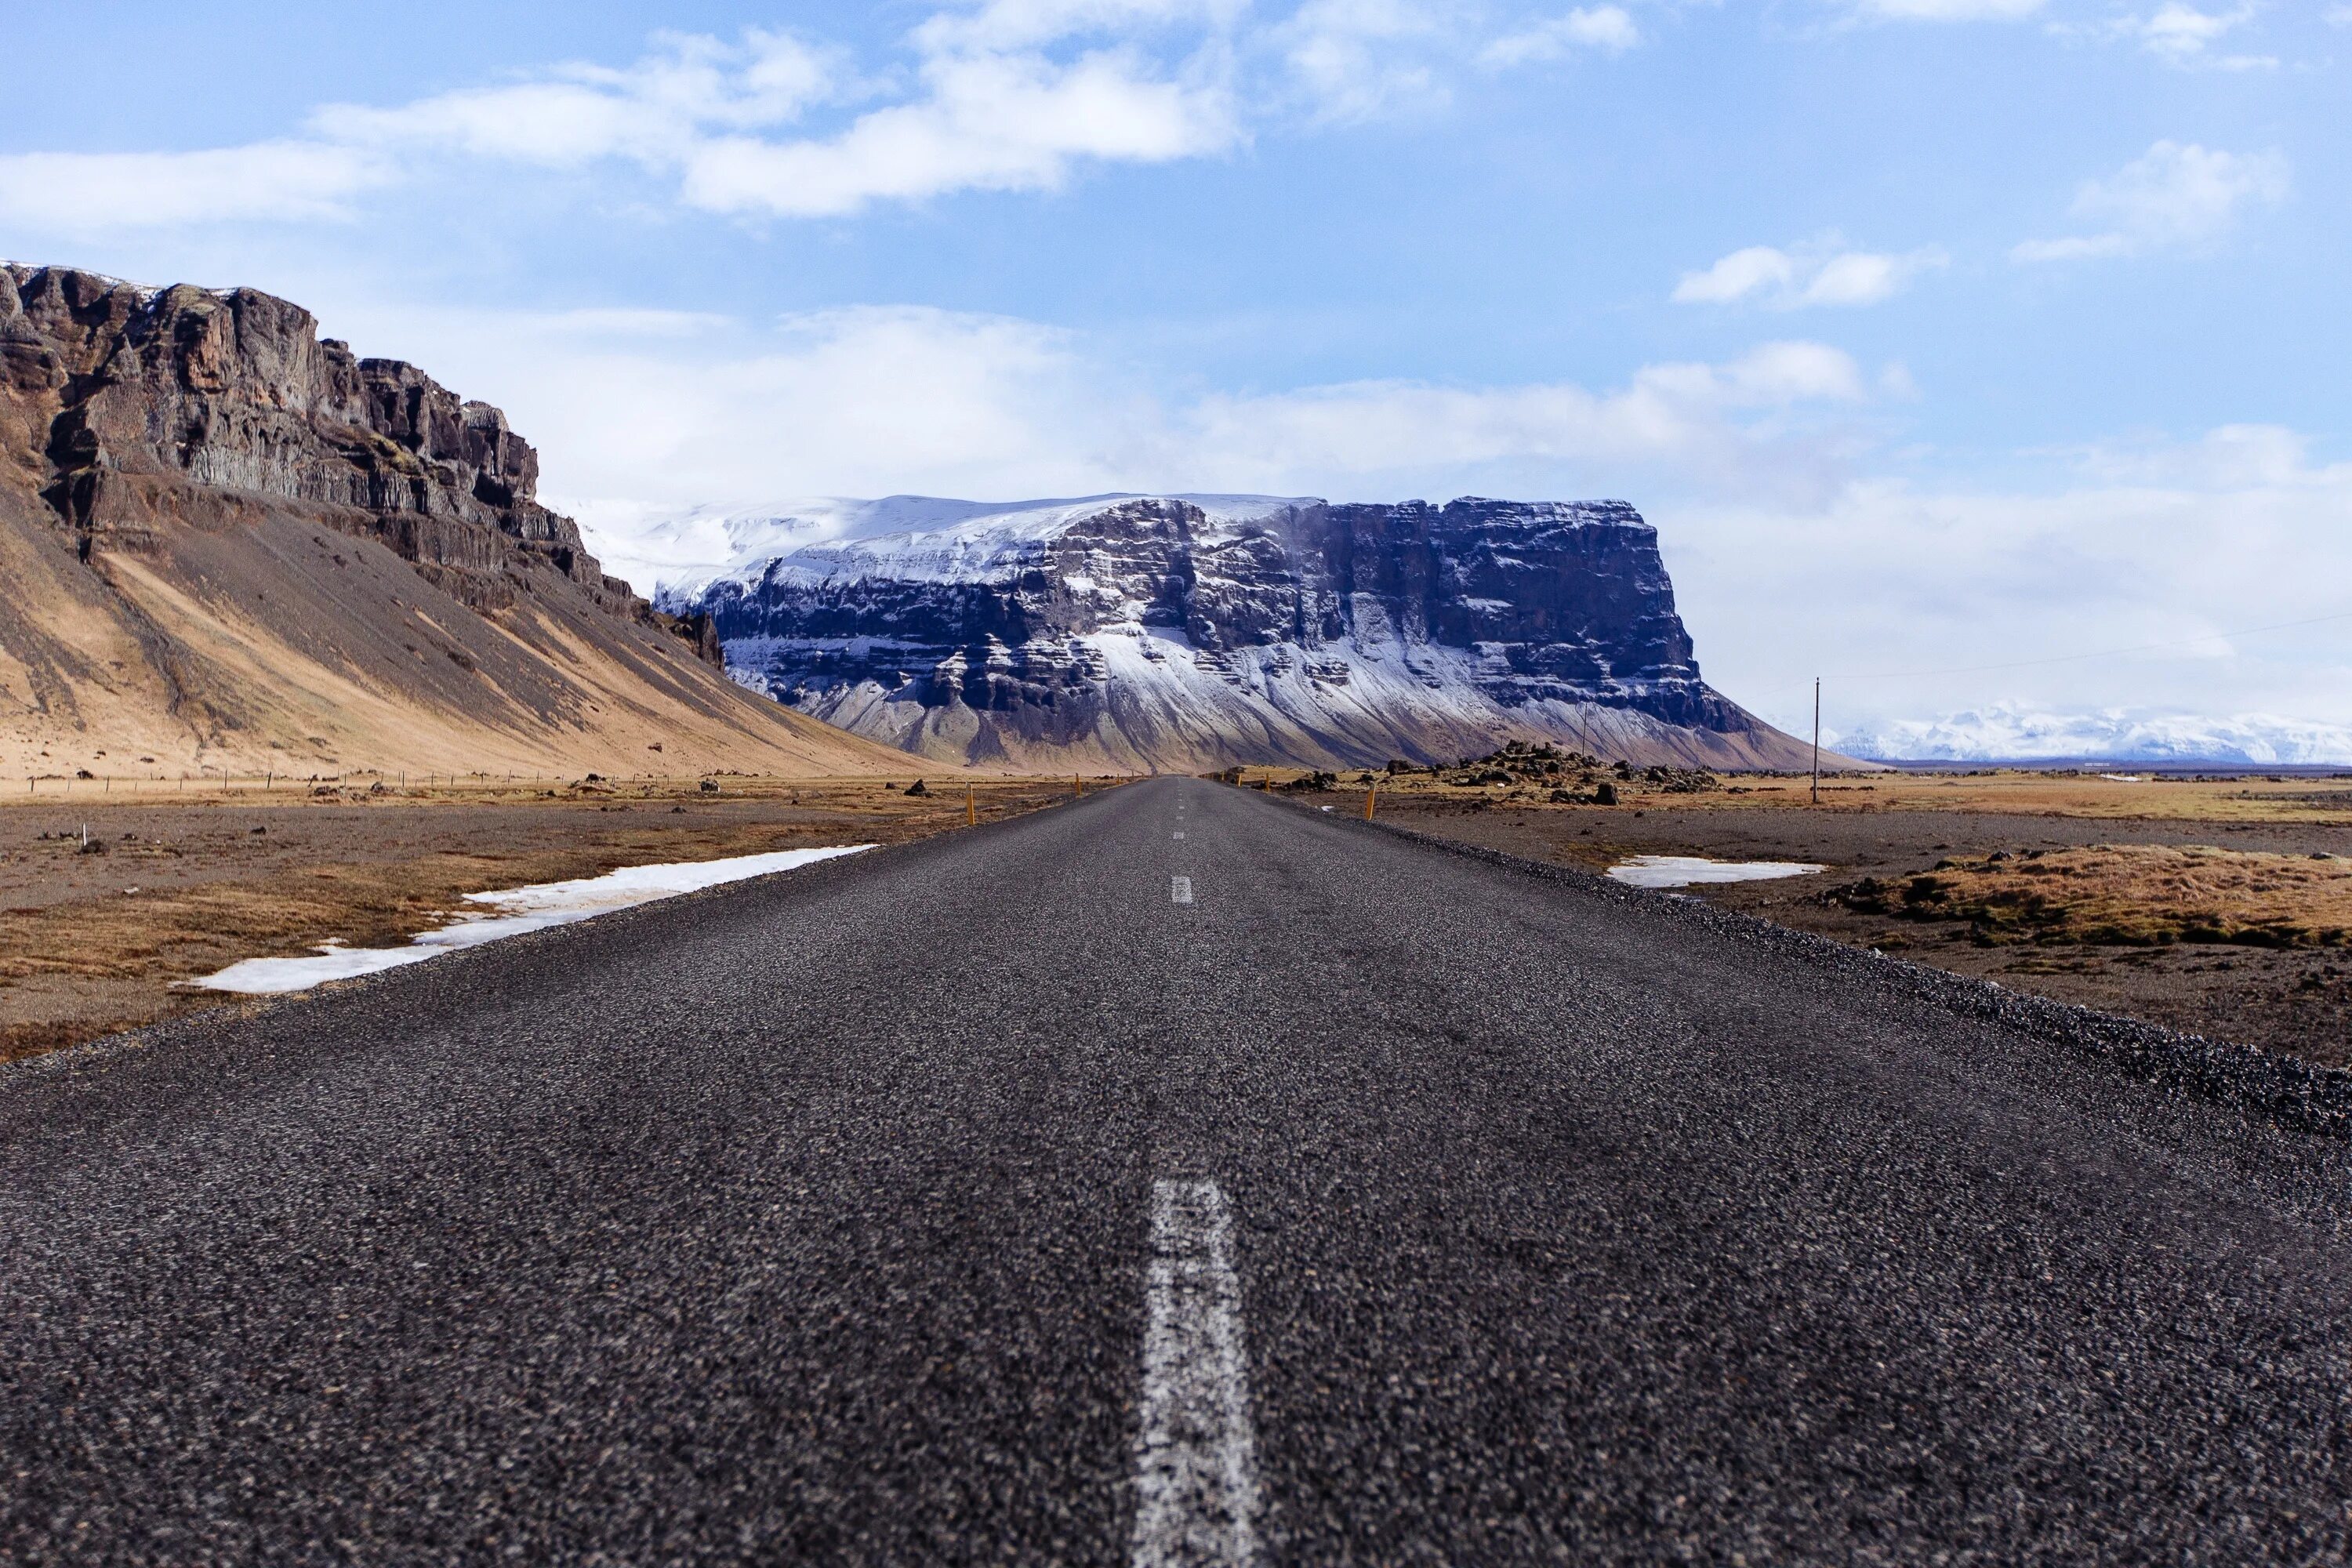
[1841,844,2352,949]
[0,775,1101,1062]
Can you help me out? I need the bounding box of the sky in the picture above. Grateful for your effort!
[3,0,2348,756]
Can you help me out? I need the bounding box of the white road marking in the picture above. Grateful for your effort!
[1171,876,1194,904]
[1174,831,1185,840]
[1131,1180,1260,1568]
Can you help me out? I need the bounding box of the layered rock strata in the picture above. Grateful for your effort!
[0,266,903,777]
[671,493,1830,771]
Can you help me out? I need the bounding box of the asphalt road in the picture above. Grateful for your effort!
[5,776,2351,1564]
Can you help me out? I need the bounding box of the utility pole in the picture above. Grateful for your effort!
[1811,677,1821,806]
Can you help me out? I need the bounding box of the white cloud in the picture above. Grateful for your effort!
[336,291,1869,527]
[316,286,2352,742]
[327,23,1238,219]
[1481,7,1640,66]
[914,0,1248,53]
[2,2,1636,231]
[1842,0,2045,20]
[2013,140,2288,262]
[2084,3,2277,70]
[679,50,1239,216]
[0,15,1242,233]
[1276,0,1460,121]
[1663,428,2352,744]
[1674,241,1946,307]
[2137,2,2249,60]
[0,143,389,235]
[310,29,843,164]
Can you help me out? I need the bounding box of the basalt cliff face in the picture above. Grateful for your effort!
[0,265,907,777]
[664,493,1826,771]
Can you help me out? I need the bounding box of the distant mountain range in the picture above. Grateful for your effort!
[1835,706,2352,766]
[649,493,1846,772]
[0,265,908,779]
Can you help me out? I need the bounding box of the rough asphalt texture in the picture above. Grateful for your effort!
[5,777,2350,1564]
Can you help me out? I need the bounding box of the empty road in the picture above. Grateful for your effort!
[5,776,2350,1563]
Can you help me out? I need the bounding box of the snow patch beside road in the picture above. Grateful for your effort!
[193,846,874,994]
[1609,855,1825,889]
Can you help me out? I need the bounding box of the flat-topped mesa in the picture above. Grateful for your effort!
[0,263,642,621]
[671,492,1803,770]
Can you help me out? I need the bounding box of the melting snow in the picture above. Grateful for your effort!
[192,845,874,994]
[1608,855,1826,889]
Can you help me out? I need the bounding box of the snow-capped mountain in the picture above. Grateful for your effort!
[1835,706,2352,766]
[656,493,1830,771]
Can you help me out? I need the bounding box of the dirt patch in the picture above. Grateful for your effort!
[1348,782,2352,1069]
[0,777,1088,1062]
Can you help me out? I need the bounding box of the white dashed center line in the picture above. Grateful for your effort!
[1171,876,1194,905]
[1174,831,1185,840]
[1131,1179,1260,1568]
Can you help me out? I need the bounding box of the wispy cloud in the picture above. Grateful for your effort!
[0,3,1657,233]
[1840,0,2045,21]
[0,143,390,235]
[1481,6,1640,67]
[1674,241,1947,308]
[0,13,1243,230]
[1664,428,2352,742]
[1275,0,1458,122]
[370,294,1875,515]
[2135,2,2266,64]
[2070,3,2276,70]
[2013,140,2287,262]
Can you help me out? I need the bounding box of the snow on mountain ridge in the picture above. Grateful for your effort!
[625,492,1325,600]
[666,493,1820,771]
[1835,705,2352,764]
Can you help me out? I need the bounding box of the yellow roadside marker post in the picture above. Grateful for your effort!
[967,784,977,826]
[1074,772,1083,797]
[1365,784,1377,820]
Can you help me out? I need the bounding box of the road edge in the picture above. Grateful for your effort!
[0,789,1105,1091]
[1342,808,2352,1142]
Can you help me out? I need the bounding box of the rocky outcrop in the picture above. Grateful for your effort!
[0,265,911,778]
[4,264,633,614]
[673,494,1830,771]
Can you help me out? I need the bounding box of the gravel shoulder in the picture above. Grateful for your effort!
[1366,789,2352,1067]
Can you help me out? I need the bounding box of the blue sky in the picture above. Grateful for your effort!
[5,1,2348,753]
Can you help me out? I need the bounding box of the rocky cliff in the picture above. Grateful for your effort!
[0,265,906,778]
[666,493,1824,771]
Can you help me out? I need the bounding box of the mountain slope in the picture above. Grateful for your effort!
[660,493,1848,771]
[0,265,910,779]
